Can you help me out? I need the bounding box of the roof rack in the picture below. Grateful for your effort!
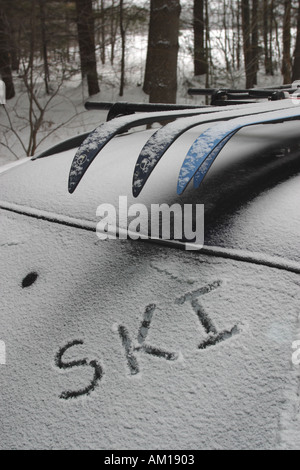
[187,87,295,105]
[84,101,208,121]
[35,85,298,171]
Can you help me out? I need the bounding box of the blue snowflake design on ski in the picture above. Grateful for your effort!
[177,105,300,195]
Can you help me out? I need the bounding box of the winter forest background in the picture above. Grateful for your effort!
[0,0,300,161]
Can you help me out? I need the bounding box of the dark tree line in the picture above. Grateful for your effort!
[193,0,300,88]
[143,0,181,103]
[1,0,300,105]
[0,0,148,100]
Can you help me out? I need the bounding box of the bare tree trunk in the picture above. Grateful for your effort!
[270,0,275,74]
[263,0,271,74]
[143,0,181,103]
[119,0,125,96]
[0,7,15,99]
[292,0,300,81]
[222,0,231,72]
[39,0,50,94]
[100,0,106,65]
[236,0,241,70]
[75,0,100,96]
[193,0,206,76]
[241,0,253,88]
[229,0,236,71]
[281,0,292,84]
[251,0,258,85]
[7,19,19,72]
[110,0,118,65]
[204,0,210,91]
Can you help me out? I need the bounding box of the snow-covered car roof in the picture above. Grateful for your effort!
[1,118,300,449]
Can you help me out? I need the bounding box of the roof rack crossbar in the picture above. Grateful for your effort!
[85,101,208,121]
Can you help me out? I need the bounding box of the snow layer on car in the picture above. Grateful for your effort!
[0,121,300,262]
[0,211,300,449]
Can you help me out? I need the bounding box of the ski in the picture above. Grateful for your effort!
[68,102,263,194]
[177,106,300,195]
[187,87,294,105]
[132,100,295,197]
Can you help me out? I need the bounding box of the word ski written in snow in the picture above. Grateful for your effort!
[54,281,239,399]
[96,196,204,250]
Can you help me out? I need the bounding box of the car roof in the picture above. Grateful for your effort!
[1,120,300,449]
[1,121,300,263]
